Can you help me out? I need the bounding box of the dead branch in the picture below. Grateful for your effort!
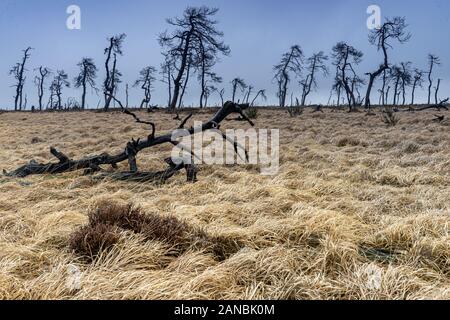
[415,98,449,111]
[3,101,253,182]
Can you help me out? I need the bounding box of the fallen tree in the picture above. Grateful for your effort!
[3,100,253,183]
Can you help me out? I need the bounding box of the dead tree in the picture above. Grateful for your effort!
[161,54,174,108]
[380,68,391,106]
[159,6,230,112]
[103,34,126,110]
[198,63,222,108]
[427,54,441,105]
[218,88,225,106]
[231,78,247,102]
[178,54,193,108]
[364,17,410,108]
[332,42,363,112]
[134,66,157,109]
[3,101,253,184]
[250,89,267,107]
[400,62,413,105]
[300,51,328,106]
[273,45,303,107]
[415,98,449,111]
[10,47,32,111]
[74,58,98,109]
[50,70,70,110]
[389,65,403,106]
[411,69,425,105]
[34,66,51,111]
[434,78,442,105]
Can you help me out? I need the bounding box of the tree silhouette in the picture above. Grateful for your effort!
[250,89,267,106]
[10,47,32,111]
[50,70,70,110]
[34,66,51,111]
[427,54,441,105]
[435,78,442,105]
[159,6,230,111]
[364,17,410,108]
[231,78,247,102]
[300,51,328,106]
[134,66,157,109]
[160,54,174,108]
[74,58,98,109]
[399,62,412,105]
[273,45,303,107]
[410,69,425,105]
[332,42,363,111]
[103,34,126,110]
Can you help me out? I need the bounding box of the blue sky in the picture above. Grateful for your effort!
[0,0,449,108]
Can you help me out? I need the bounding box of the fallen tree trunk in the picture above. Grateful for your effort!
[3,101,253,181]
[415,98,449,111]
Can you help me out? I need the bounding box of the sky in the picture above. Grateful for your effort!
[0,0,449,109]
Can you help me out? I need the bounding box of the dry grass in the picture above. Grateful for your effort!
[0,108,449,300]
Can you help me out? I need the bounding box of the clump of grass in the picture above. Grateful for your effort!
[381,107,399,127]
[70,203,242,262]
[336,137,362,147]
[287,105,303,117]
[69,223,121,261]
[245,107,258,119]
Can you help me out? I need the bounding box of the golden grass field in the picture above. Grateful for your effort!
[0,108,449,300]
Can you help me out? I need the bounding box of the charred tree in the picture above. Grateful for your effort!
[364,17,410,108]
[159,6,230,112]
[134,66,157,109]
[74,58,98,109]
[50,70,70,110]
[411,69,424,105]
[300,52,328,106]
[427,54,441,105]
[4,101,253,183]
[103,34,126,111]
[332,42,363,112]
[34,66,51,111]
[10,47,32,111]
[231,78,247,103]
[273,45,303,107]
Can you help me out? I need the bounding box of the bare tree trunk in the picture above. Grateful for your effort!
[169,30,193,111]
[427,63,434,105]
[435,79,441,105]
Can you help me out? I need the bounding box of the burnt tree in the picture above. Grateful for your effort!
[159,6,230,111]
[74,58,98,109]
[231,78,247,103]
[332,42,363,112]
[300,52,328,106]
[273,45,303,107]
[427,54,441,105]
[411,69,424,105]
[49,70,70,110]
[103,34,126,110]
[10,47,32,111]
[364,17,410,108]
[3,101,254,184]
[134,66,157,109]
[34,66,51,111]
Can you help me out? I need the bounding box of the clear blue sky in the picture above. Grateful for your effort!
[0,0,449,108]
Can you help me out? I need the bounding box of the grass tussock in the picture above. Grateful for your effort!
[0,108,449,300]
[70,202,242,262]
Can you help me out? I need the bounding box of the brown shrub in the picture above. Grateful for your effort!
[71,203,242,262]
[69,223,121,261]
